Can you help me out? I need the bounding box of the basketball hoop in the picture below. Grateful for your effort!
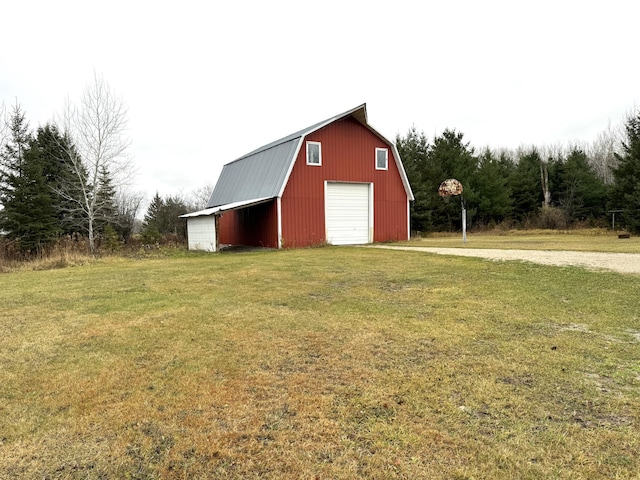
[438,178,463,197]
[438,178,466,243]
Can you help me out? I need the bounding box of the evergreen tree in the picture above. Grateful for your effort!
[162,195,189,239]
[396,127,431,232]
[0,103,31,223]
[472,149,514,226]
[509,149,543,224]
[612,110,640,233]
[426,129,478,231]
[143,192,163,232]
[558,148,607,224]
[0,110,59,252]
[94,165,117,234]
[32,124,86,236]
[0,102,30,180]
[142,192,189,241]
[4,146,59,251]
[398,127,480,232]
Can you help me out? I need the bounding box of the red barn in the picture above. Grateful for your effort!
[183,104,414,251]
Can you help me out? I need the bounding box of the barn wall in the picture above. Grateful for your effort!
[218,200,278,248]
[218,210,241,245]
[281,117,409,246]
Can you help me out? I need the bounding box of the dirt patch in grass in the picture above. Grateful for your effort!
[372,245,640,274]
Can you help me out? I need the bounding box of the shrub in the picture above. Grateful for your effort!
[525,206,567,230]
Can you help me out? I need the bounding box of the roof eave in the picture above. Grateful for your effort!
[182,196,274,218]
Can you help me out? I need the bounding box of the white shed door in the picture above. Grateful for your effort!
[186,216,217,252]
[326,182,371,245]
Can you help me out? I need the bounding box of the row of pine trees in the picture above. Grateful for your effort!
[397,109,640,234]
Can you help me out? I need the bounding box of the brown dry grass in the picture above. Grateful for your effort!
[404,228,640,253]
[0,246,638,479]
[0,240,94,273]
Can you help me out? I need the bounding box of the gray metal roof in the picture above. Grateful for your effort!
[207,138,299,207]
[206,104,413,209]
[234,104,368,161]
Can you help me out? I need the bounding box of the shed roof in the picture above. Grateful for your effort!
[180,197,273,218]
[206,104,413,209]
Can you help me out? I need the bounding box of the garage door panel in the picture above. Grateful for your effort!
[326,183,370,245]
[187,216,217,252]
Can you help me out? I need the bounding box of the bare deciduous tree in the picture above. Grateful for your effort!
[538,143,565,208]
[57,73,134,253]
[188,183,215,211]
[589,121,623,185]
[115,188,145,241]
[540,161,551,208]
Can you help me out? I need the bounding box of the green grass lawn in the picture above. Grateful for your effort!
[0,246,639,479]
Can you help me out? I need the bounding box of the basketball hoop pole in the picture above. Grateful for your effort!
[461,196,467,243]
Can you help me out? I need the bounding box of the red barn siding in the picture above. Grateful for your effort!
[281,117,408,246]
[218,210,240,245]
[218,200,278,248]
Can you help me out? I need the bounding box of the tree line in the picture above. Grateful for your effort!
[3,80,639,258]
[0,75,212,257]
[397,108,640,234]
[0,75,142,256]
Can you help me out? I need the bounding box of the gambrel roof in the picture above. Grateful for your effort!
[206,104,414,209]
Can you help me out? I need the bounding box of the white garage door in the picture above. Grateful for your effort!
[325,182,371,245]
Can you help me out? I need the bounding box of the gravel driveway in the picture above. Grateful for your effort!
[370,245,640,275]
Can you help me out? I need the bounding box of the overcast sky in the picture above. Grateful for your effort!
[2,0,638,205]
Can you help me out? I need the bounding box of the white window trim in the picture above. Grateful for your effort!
[375,147,388,170]
[306,141,322,166]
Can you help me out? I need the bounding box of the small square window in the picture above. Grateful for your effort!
[307,141,321,166]
[376,148,388,170]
